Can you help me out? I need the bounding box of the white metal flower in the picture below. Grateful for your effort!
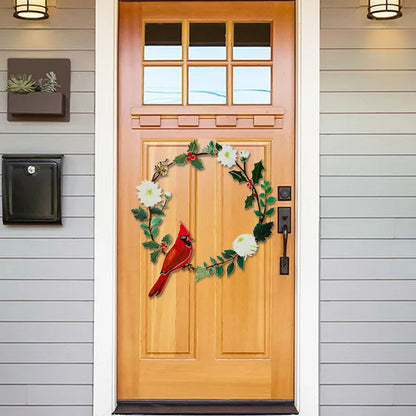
[164,191,172,200]
[136,180,163,207]
[239,150,250,162]
[232,233,258,260]
[217,144,237,168]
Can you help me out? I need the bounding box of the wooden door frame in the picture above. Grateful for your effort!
[94,0,320,415]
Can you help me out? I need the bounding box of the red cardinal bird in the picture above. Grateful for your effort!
[148,222,194,298]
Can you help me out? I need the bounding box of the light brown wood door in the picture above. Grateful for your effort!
[118,1,295,401]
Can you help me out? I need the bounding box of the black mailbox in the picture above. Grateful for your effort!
[2,155,62,224]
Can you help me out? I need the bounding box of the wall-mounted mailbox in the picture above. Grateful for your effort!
[2,155,63,225]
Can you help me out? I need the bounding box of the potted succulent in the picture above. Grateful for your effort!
[7,71,65,116]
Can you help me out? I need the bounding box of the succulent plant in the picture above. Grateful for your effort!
[7,74,37,94]
[37,71,60,93]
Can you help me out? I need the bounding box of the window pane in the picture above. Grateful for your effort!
[144,23,182,60]
[188,66,226,104]
[189,23,226,60]
[233,66,271,104]
[233,23,271,60]
[143,66,182,104]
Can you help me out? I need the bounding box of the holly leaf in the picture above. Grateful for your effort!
[251,160,265,185]
[253,221,274,242]
[227,261,235,277]
[267,196,276,204]
[245,194,255,208]
[215,142,223,151]
[132,207,147,221]
[188,139,199,154]
[229,170,247,183]
[191,159,204,170]
[237,256,244,271]
[215,265,224,277]
[162,234,172,245]
[150,250,161,263]
[143,241,160,249]
[150,207,165,216]
[254,210,263,217]
[174,153,187,165]
[150,217,163,227]
[265,207,275,216]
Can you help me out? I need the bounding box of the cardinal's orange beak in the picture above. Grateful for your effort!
[188,235,194,242]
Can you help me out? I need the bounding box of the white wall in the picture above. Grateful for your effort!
[0,1,95,415]
[320,1,416,415]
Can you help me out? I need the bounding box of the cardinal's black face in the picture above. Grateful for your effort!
[180,235,192,247]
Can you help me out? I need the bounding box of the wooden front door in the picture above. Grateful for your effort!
[118,1,295,404]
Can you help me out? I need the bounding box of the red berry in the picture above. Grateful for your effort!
[195,156,198,160]
[191,155,196,160]
[253,192,257,197]
[187,151,193,156]
[186,157,191,162]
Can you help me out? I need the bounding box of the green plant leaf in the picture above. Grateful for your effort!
[209,267,214,276]
[266,186,272,194]
[131,207,147,221]
[253,221,274,242]
[266,196,276,204]
[260,199,265,208]
[144,230,151,238]
[143,241,160,249]
[259,192,265,197]
[229,170,247,183]
[254,210,263,217]
[204,261,209,269]
[174,153,187,165]
[188,139,199,154]
[237,256,245,271]
[191,158,204,170]
[265,207,275,216]
[162,234,172,245]
[261,183,266,189]
[150,207,165,216]
[215,265,224,277]
[217,256,224,262]
[215,142,223,151]
[140,223,148,229]
[210,257,217,264]
[245,194,255,208]
[202,140,216,155]
[150,250,161,263]
[251,160,265,185]
[150,217,163,227]
[152,227,159,237]
[227,261,235,277]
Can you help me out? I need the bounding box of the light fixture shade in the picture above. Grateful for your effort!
[368,0,402,20]
[14,0,49,20]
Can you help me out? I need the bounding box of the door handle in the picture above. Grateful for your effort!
[278,207,291,275]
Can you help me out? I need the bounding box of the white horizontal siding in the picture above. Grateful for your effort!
[320,1,416,414]
[0,2,94,415]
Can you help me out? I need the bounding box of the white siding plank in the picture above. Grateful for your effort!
[63,176,94,196]
[0,386,26,406]
[27,385,92,405]
[321,363,416,384]
[321,385,394,405]
[0,259,93,279]
[395,386,416,405]
[0,301,93,321]
[321,322,416,343]
[0,29,94,50]
[321,258,416,279]
[0,239,93,259]
[321,70,416,92]
[0,406,92,416]
[321,281,416,301]
[321,343,416,364]
[321,219,395,238]
[321,301,416,322]
[0,323,92,343]
[0,364,92,384]
[321,407,416,416]
[0,344,93,363]
[0,281,93,301]
[321,198,416,218]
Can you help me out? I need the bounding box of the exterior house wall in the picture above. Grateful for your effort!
[0,1,95,415]
[320,0,416,415]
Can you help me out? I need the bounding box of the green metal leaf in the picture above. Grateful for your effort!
[150,250,161,263]
[251,160,265,185]
[188,139,199,154]
[210,257,217,264]
[253,221,274,242]
[174,153,187,165]
[229,170,247,183]
[150,217,163,227]
[237,256,245,271]
[140,223,148,229]
[142,241,160,249]
[215,142,223,151]
[266,196,276,204]
[162,234,172,245]
[215,265,224,277]
[150,207,165,216]
[245,194,255,209]
[265,207,275,216]
[191,158,204,170]
[131,206,147,221]
[144,230,151,238]
[152,227,159,237]
[227,261,235,277]
[254,210,263,217]
[217,256,224,262]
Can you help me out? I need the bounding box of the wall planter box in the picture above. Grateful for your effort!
[8,92,65,116]
[7,58,70,122]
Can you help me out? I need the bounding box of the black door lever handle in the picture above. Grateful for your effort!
[280,224,289,275]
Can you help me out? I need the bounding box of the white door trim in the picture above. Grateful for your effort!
[93,1,320,415]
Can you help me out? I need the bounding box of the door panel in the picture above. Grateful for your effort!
[118,1,295,401]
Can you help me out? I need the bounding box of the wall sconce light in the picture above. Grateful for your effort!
[13,0,49,20]
[367,0,402,20]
